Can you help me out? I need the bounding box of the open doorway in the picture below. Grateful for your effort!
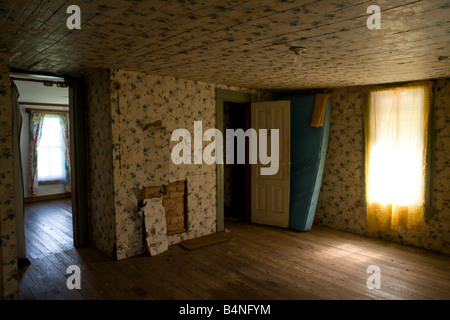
[11,72,74,260]
[223,101,251,223]
[216,89,257,232]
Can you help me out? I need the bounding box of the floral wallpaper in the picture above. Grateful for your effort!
[3,1,450,91]
[315,78,450,255]
[109,69,217,260]
[86,70,116,258]
[0,52,18,299]
[86,68,269,260]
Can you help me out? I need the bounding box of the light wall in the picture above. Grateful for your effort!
[13,80,69,104]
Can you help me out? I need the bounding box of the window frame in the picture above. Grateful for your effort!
[36,113,66,183]
[38,179,64,186]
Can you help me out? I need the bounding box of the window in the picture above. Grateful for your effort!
[363,84,432,231]
[37,114,65,183]
[29,111,71,195]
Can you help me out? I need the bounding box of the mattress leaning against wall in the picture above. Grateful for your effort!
[278,95,332,231]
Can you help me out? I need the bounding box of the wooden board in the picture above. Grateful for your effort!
[179,232,231,250]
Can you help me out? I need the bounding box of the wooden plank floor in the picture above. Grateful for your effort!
[19,203,450,300]
[22,198,74,259]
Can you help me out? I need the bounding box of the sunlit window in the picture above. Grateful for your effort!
[364,85,431,231]
[37,115,65,182]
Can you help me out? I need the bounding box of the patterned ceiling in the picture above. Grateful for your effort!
[1,0,449,90]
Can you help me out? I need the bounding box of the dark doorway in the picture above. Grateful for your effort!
[223,101,251,222]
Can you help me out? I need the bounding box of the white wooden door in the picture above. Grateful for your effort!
[251,101,290,228]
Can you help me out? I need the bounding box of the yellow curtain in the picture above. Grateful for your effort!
[310,94,331,127]
[363,84,432,231]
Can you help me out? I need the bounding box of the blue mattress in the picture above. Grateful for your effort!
[278,95,331,231]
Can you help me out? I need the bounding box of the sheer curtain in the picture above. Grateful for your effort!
[363,84,431,231]
[28,112,45,195]
[37,115,65,182]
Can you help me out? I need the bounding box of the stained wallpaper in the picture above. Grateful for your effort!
[87,68,270,260]
[315,78,450,255]
[0,52,18,299]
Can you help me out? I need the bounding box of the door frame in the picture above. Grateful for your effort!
[215,89,257,232]
[10,69,90,253]
[69,77,90,248]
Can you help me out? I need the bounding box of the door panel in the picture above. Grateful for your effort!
[272,185,284,213]
[251,101,290,228]
[255,183,267,211]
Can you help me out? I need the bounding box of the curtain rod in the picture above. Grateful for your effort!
[360,80,434,93]
[26,108,69,115]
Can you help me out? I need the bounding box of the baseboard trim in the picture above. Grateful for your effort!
[24,192,71,203]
